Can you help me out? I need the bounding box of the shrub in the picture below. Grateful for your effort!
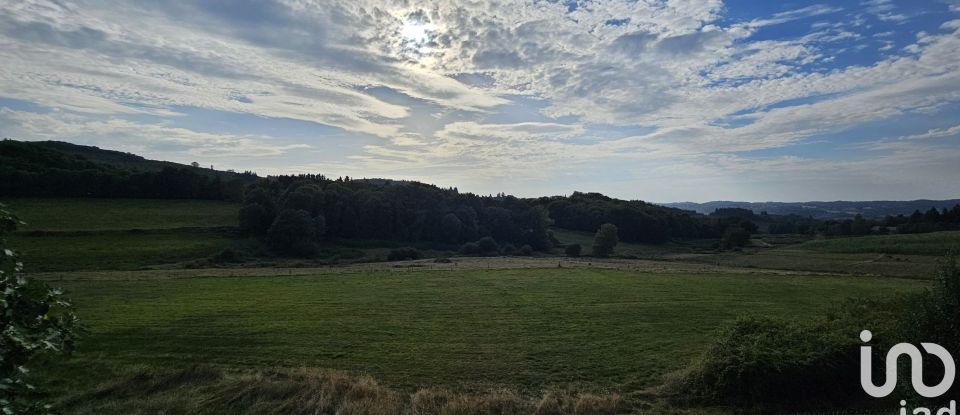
[458,242,479,255]
[564,244,582,257]
[901,254,960,400]
[476,236,499,256]
[501,243,517,255]
[387,247,422,261]
[519,244,534,256]
[674,316,861,409]
[592,223,618,257]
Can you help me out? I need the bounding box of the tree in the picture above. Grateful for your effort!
[1,204,80,414]
[592,223,619,257]
[267,209,317,257]
[440,213,463,243]
[313,214,327,240]
[238,203,272,235]
[565,243,582,257]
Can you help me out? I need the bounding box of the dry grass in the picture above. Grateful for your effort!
[60,366,632,415]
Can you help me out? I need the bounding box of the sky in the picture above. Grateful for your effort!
[1,0,959,203]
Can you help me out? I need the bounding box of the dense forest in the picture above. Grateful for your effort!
[0,139,257,200]
[533,192,732,243]
[238,175,555,255]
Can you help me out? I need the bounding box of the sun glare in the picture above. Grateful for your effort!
[400,19,435,53]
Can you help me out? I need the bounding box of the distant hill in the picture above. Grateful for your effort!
[0,139,258,200]
[8,140,238,177]
[663,200,960,219]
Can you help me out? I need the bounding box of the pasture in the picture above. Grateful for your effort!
[41,268,922,393]
[5,198,239,231]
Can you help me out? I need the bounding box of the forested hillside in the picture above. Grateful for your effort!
[0,140,257,200]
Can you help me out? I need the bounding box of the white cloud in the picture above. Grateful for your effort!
[0,0,958,200]
[0,108,309,159]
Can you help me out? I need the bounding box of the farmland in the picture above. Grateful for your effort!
[3,197,953,413]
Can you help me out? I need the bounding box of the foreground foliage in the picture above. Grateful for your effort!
[1,204,80,414]
[674,256,960,411]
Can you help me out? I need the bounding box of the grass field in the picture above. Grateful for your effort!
[10,229,236,272]
[3,198,239,231]
[2,198,240,272]
[795,231,960,256]
[42,268,923,395]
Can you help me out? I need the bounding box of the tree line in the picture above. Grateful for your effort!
[533,192,724,243]
[238,175,555,256]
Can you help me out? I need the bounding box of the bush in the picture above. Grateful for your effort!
[501,243,517,255]
[672,255,960,411]
[458,242,479,255]
[674,316,861,409]
[519,244,533,256]
[476,236,499,256]
[387,247,422,261]
[592,223,618,257]
[564,244,582,257]
[901,254,960,400]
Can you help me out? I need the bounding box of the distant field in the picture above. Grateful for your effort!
[43,268,923,395]
[3,198,239,231]
[550,227,714,258]
[11,229,235,272]
[795,231,960,256]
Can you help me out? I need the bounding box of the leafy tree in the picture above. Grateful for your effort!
[1,204,80,414]
[440,213,463,243]
[267,209,317,257]
[592,223,619,257]
[565,243,582,257]
[476,236,499,256]
[501,243,517,255]
[519,244,534,256]
[238,203,272,235]
[313,214,327,240]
